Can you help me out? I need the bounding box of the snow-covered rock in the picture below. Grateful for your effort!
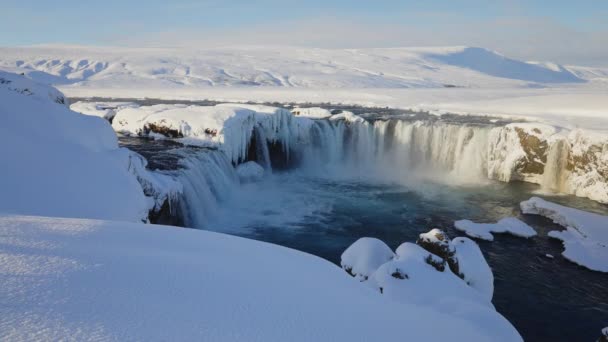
[600,327,608,342]
[0,214,521,341]
[236,161,265,183]
[0,71,154,221]
[454,217,537,241]
[452,237,494,301]
[340,236,514,340]
[488,123,557,184]
[341,237,395,281]
[521,197,608,272]
[416,228,461,276]
[488,123,608,204]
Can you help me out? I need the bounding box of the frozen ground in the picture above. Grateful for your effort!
[0,214,521,341]
[521,197,608,272]
[1,45,608,130]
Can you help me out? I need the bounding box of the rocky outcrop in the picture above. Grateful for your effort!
[416,229,462,278]
[488,123,608,204]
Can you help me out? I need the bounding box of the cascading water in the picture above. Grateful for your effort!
[176,150,240,228]
[295,119,492,183]
[174,117,508,229]
[252,125,272,172]
[541,139,571,193]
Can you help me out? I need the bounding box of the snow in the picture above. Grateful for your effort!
[452,237,494,301]
[0,214,521,341]
[0,71,155,222]
[70,101,138,121]
[521,197,608,272]
[330,110,366,123]
[236,161,265,183]
[356,239,515,340]
[454,217,537,241]
[292,106,332,119]
[340,238,395,281]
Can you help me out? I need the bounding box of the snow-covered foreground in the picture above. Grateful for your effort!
[521,197,608,272]
[0,214,521,341]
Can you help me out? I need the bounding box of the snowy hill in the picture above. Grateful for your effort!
[0,71,179,221]
[0,45,590,90]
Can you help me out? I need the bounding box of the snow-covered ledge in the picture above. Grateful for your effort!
[0,214,521,341]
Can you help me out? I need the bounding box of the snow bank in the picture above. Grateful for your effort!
[330,110,366,123]
[70,101,138,121]
[521,197,608,272]
[340,237,395,281]
[0,71,154,221]
[454,217,537,241]
[0,214,520,341]
[236,161,264,183]
[340,233,516,340]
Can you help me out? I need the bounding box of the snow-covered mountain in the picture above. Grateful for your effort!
[0,45,594,90]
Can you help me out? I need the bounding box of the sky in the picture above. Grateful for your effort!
[1,0,607,66]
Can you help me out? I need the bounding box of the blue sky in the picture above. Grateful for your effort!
[1,0,607,65]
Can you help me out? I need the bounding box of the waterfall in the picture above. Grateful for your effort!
[541,139,570,193]
[173,117,497,229]
[176,150,239,228]
[253,125,272,173]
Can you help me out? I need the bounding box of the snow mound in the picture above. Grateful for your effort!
[341,237,395,281]
[521,197,608,272]
[454,217,537,241]
[340,234,515,340]
[0,214,520,341]
[236,161,265,183]
[0,71,153,221]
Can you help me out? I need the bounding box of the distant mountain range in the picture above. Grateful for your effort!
[1,45,605,91]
